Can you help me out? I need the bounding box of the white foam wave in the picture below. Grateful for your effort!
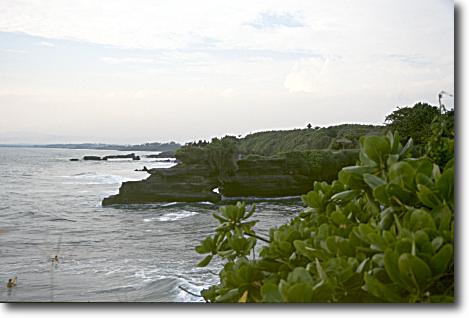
[157,211,198,222]
[161,202,178,207]
[198,201,215,205]
[61,172,136,185]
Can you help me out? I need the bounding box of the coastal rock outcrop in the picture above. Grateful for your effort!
[102,153,140,160]
[83,156,102,161]
[145,151,176,158]
[102,164,220,205]
[101,150,359,206]
[220,158,312,197]
[81,153,141,161]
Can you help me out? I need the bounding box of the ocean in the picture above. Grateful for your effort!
[0,147,302,302]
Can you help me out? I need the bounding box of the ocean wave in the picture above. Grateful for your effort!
[161,202,178,207]
[156,211,198,222]
[197,201,215,205]
[48,217,77,223]
[60,172,137,185]
[221,195,302,202]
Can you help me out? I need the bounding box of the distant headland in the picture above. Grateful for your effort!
[0,141,182,152]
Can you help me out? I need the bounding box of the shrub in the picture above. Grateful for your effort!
[196,129,454,303]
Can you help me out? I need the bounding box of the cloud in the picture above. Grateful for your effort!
[0,0,453,57]
[38,41,55,47]
[0,48,27,54]
[284,57,329,93]
[100,57,156,64]
[248,12,304,29]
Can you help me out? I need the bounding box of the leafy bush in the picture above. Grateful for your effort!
[385,102,440,145]
[196,129,454,303]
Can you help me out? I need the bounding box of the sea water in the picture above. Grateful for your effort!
[0,147,302,302]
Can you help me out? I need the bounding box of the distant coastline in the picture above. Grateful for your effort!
[0,141,181,152]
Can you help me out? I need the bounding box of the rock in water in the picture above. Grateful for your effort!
[102,164,220,205]
[83,156,102,161]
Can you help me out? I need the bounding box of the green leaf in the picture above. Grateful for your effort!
[289,267,314,284]
[373,184,390,205]
[430,244,453,275]
[388,162,415,188]
[363,173,386,190]
[415,173,434,188]
[417,184,442,208]
[330,211,347,226]
[399,137,413,157]
[195,236,215,254]
[437,168,453,203]
[379,208,395,230]
[261,282,283,303]
[364,274,401,302]
[244,203,256,220]
[330,190,358,203]
[302,191,323,209]
[363,136,391,165]
[294,240,327,260]
[398,253,432,289]
[212,212,229,223]
[431,237,444,252]
[215,288,240,303]
[197,254,213,267]
[284,283,313,302]
[409,209,436,231]
[217,249,236,258]
[388,184,413,205]
[384,249,404,287]
[432,164,441,180]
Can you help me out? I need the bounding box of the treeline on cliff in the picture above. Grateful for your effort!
[238,124,384,156]
[176,102,448,165]
[172,102,448,192]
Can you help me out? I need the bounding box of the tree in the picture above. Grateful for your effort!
[385,102,440,144]
[307,123,312,129]
[206,137,239,180]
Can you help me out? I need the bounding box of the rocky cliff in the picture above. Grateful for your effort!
[102,164,220,205]
[102,150,359,206]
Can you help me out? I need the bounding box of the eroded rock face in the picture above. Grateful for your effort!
[102,164,220,205]
[102,151,359,206]
[219,158,312,197]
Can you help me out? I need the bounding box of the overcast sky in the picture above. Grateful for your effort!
[0,0,454,144]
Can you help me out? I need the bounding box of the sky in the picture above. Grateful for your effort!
[0,0,454,144]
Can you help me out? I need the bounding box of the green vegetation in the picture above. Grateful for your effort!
[385,102,440,145]
[174,124,384,183]
[175,137,238,175]
[196,111,454,303]
[175,124,384,165]
[238,124,384,156]
[271,150,359,182]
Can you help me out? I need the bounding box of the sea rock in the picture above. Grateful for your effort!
[83,156,102,161]
[102,164,220,205]
[102,153,140,160]
[146,150,176,158]
[69,158,79,161]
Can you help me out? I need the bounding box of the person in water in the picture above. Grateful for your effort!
[51,255,59,263]
[7,277,17,288]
